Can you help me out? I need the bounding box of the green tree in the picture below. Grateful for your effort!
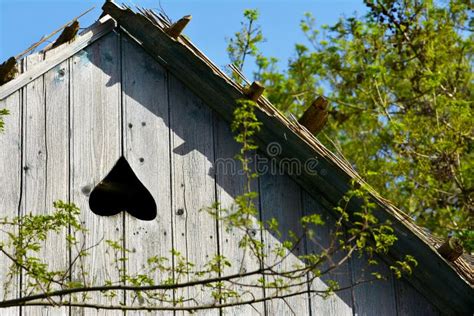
[228,1,473,251]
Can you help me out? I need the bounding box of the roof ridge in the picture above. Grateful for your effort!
[104,1,473,289]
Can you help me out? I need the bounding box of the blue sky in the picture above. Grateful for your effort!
[0,0,366,78]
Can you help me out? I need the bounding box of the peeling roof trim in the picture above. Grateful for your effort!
[0,16,115,100]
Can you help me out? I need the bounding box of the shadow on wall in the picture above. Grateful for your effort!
[77,29,354,311]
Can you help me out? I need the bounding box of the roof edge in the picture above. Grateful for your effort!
[0,16,116,101]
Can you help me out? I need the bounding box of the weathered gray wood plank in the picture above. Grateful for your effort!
[22,55,48,316]
[259,170,309,315]
[302,191,353,316]
[351,254,397,316]
[395,277,440,316]
[169,74,219,315]
[214,115,265,315]
[121,35,173,315]
[0,91,22,316]
[42,60,71,316]
[21,55,70,316]
[22,54,46,222]
[70,32,123,315]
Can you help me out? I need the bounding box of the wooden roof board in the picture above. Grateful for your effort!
[0,1,472,314]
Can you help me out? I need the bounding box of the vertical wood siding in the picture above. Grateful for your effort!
[22,55,48,316]
[260,170,309,315]
[121,35,173,315]
[214,117,265,315]
[169,74,218,316]
[351,254,397,316]
[22,54,70,316]
[394,277,440,316]
[0,31,441,316]
[42,60,70,316]
[0,91,21,316]
[70,32,123,315]
[302,191,353,316]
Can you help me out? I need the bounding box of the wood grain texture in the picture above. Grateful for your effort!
[302,190,353,316]
[42,60,71,316]
[121,35,173,315]
[22,54,48,316]
[351,254,397,316]
[22,54,46,224]
[21,55,70,316]
[395,277,440,316]
[0,4,468,314]
[0,91,21,316]
[70,32,123,315]
[0,17,115,101]
[259,169,310,315]
[214,115,265,316]
[169,74,219,315]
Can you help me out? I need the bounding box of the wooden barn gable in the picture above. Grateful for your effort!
[0,1,472,315]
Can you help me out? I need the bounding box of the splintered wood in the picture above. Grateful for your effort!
[244,81,265,101]
[298,96,328,136]
[165,15,192,39]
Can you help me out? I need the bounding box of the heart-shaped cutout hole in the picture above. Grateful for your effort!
[89,156,157,221]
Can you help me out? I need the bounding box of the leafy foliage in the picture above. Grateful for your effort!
[0,108,8,133]
[228,0,473,251]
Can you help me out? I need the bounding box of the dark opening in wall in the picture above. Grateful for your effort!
[89,156,157,221]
